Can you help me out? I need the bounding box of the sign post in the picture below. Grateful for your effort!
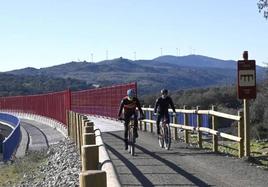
[237,51,256,157]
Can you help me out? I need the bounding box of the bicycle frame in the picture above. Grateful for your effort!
[119,115,136,156]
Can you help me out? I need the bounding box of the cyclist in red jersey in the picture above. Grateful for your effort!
[118,89,144,150]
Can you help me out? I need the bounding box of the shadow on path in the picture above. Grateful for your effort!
[106,132,213,187]
[105,143,154,187]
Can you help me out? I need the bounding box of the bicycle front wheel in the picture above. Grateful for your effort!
[158,126,164,148]
[129,126,135,156]
[163,125,171,150]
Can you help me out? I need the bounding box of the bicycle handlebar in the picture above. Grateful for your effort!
[117,117,144,121]
[153,112,176,116]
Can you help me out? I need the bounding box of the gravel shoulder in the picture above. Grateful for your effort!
[0,140,80,187]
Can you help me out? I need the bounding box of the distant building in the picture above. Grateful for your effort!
[92,84,100,88]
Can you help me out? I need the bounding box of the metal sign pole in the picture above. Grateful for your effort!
[237,51,256,157]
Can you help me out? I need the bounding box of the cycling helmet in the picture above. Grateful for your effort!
[161,89,168,95]
[127,89,135,100]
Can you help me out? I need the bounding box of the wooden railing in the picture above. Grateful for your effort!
[66,111,120,187]
[140,105,244,158]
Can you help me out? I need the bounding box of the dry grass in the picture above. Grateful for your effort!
[0,151,48,187]
[189,134,268,169]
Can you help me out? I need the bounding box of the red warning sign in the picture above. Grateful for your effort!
[237,60,256,99]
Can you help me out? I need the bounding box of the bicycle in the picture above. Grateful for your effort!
[119,115,142,156]
[155,113,174,150]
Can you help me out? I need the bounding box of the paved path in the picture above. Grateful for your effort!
[21,121,48,151]
[15,124,28,157]
[89,117,268,187]
[21,119,65,146]
[87,116,124,132]
[18,119,65,153]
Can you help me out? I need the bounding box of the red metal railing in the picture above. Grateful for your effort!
[71,82,137,118]
[0,82,136,124]
[0,90,71,124]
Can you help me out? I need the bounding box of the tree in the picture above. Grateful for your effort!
[258,0,268,19]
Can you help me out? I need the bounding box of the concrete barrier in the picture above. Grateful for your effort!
[0,112,21,161]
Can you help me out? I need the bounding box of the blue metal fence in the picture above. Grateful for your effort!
[0,113,20,161]
[143,110,210,128]
[177,113,209,128]
[187,113,210,128]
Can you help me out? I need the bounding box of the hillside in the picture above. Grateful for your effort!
[7,55,266,95]
[0,73,92,97]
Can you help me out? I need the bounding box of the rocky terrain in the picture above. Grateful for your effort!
[0,139,80,187]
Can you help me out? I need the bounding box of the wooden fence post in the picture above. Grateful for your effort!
[238,110,244,158]
[70,111,73,139]
[85,121,94,127]
[79,170,106,187]
[80,116,88,148]
[196,106,202,148]
[66,110,70,137]
[77,114,81,153]
[79,115,85,154]
[82,118,90,136]
[149,105,153,133]
[183,105,189,144]
[69,111,73,139]
[83,133,96,145]
[74,112,77,145]
[139,119,143,131]
[84,122,94,133]
[139,106,144,130]
[212,105,218,152]
[243,99,250,157]
[82,145,99,171]
[143,105,147,131]
[173,112,178,140]
[72,111,76,140]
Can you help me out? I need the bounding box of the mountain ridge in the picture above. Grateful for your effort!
[6,55,266,95]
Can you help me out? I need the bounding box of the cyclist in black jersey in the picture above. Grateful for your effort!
[154,89,176,135]
[118,89,144,150]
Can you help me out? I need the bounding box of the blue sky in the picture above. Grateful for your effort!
[0,0,267,71]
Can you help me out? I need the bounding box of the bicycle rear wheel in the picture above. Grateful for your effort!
[163,125,171,150]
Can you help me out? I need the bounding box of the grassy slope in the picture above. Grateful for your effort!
[0,152,48,186]
[189,134,268,169]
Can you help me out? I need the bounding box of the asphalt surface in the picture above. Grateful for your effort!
[19,119,65,152]
[101,130,268,187]
[1,118,65,159]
